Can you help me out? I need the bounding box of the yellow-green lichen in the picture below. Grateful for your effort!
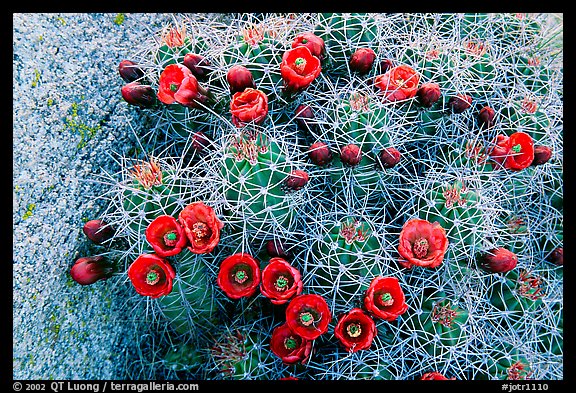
[22,203,36,220]
[31,69,41,87]
[114,13,125,25]
[63,102,102,149]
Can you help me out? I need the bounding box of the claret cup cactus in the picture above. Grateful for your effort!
[79,12,561,380]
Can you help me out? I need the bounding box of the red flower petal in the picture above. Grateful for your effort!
[230,88,268,127]
[145,215,188,257]
[285,294,331,340]
[374,64,420,102]
[281,46,321,94]
[217,253,261,299]
[363,276,408,321]
[178,202,223,254]
[260,258,303,305]
[398,219,448,268]
[127,254,176,298]
[334,308,377,352]
[270,322,312,364]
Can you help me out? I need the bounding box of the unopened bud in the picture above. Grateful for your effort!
[83,220,114,244]
[378,59,395,74]
[183,53,211,80]
[121,82,156,108]
[531,145,553,166]
[284,170,309,191]
[70,256,114,286]
[377,147,401,169]
[295,104,315,131]
[416,83,441,108]
[478,106,496,128]
[349,48,376,75]
[340,144,362,167]
[191,131,211,152]
[118,60,144,83]
[546,247,563,266]
[266,239,291,259]
[308,142,333,166]
[480,247,518,273]
[448,94,473,114]
[226,65,255,94]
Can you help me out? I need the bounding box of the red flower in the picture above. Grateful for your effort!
[421,372,455,380]
[334,308,377,353]
[260,258,303,305]
[292,31,326,62]
[363,276,408,321]
[70,256,114,286]
[308,141,333,166]
[217,253,261,299]
[374,64,420,102]
[145,215,188,257]
[229,88,269,127]
[349,48,376,75]
[178,202,224,254]
[281,46,322,95]
[284,170,309,191]
[127,254,176,298]
[118,59,144,83]
[489,132,535,171]
[157,64,209,108]
[226,65,255,94]
[270,322,312,364]
[397,218,449,269]
[121,82,156,108]
[285,294,331,340]
[416,82,441,108]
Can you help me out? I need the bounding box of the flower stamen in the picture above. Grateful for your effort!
[274,275,289,291]
[146,269,160,285]
[284,337,298,350]
[380,292,394,306]
[299,312,314,326]
[163,231,178,247]
[233,269,249,284]
[412,237,429,259]
[346,323,362,338]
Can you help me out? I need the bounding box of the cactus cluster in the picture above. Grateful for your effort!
[74,13,562,381]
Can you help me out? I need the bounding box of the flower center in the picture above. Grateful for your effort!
[234,269,249,284]
[380,292,394,306]
[169,82,179,92]
[412,237,429,259]
[163,231,178,247]
[191,222,209,240]
[146,269,161,285]
[301,39,308,44]
[346,322,362,338]
[284,336,298,350]
[274,275,289,291]
[293,57,307,74]
[511,144,522,153]
[395,77,405,87]
[299,312,314,327]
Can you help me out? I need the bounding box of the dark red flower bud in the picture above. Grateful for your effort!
[480,247,518,273]
[118,60,144,83]
[294,104,315,131]
[183,53,211,80]
[191,131,211,152]
[83,219,115,244]
[349,48,376,75]
[121,82,156,108]
[284,170,309,191]
[70,256,114,286]
[340,144,362,167]
[308,142,333,166]
[448,94,473,114]
[376,147,401,169]
[416,82,441,108]
[292,31,326,62]
[478,106,496,128]
[266,239,291,259]
[531,145,553,166]
[226,65,255,94]
[378,59,395,74]
[546,247,563,266]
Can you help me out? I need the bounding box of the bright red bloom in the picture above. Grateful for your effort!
[281,46,322,95]
[285,294,331,340]
[374,64,420,102]
[145,215,188,257]
[270,322,312,364]
[421,371,455,380]
[229,88,268,127]
[157,64,208,108]
[70,256,114,286]
[178,202,224,254]
[363,276,408,321]
[334,308,377,353]
[291,31,326,62]
[217,253,261,299]
[397,218,449,269]
[127,254,176,298]
[489,132,535,171]
[260,258,303,305]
